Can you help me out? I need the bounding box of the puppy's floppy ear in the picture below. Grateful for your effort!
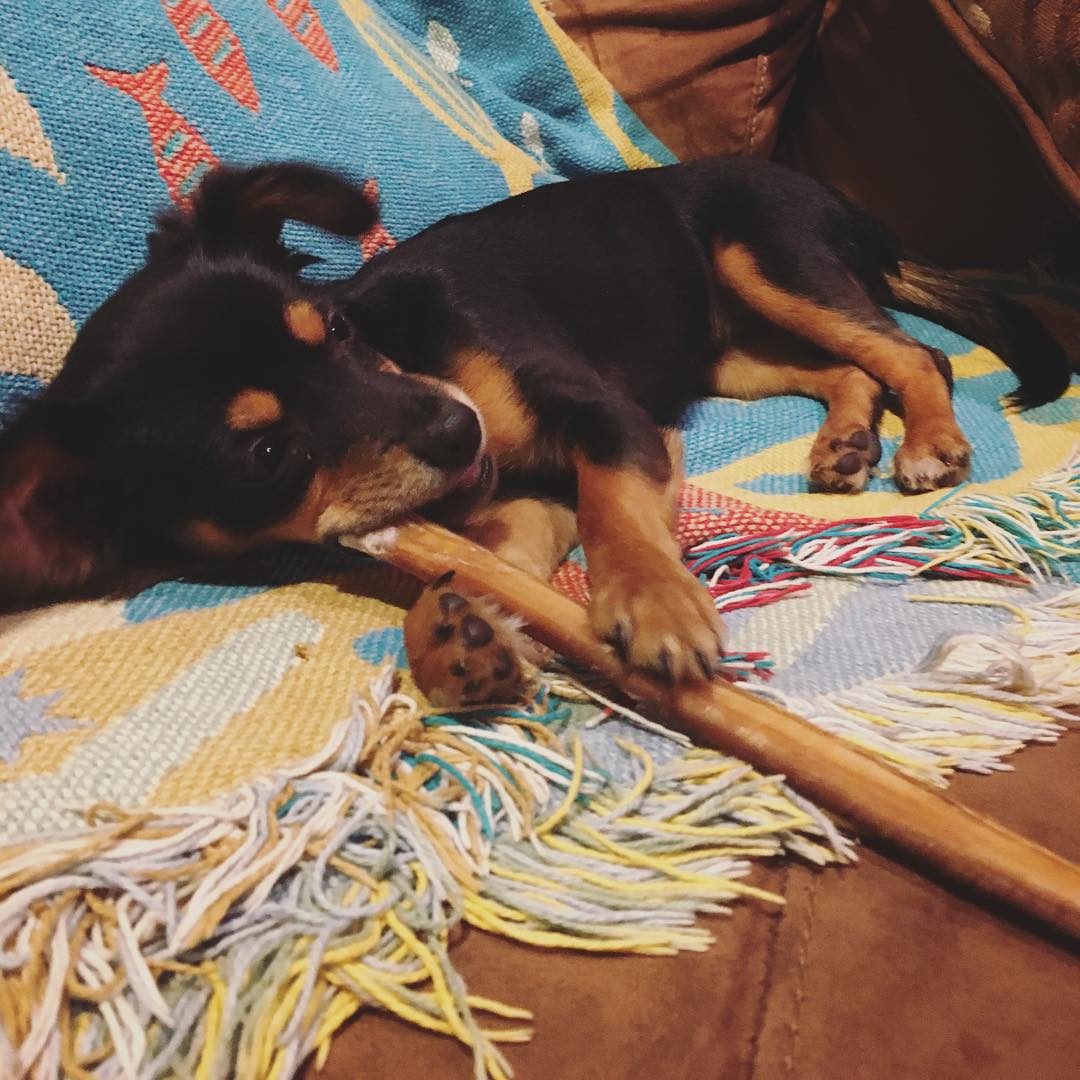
[149,162,379,263]
[0,424,110,609]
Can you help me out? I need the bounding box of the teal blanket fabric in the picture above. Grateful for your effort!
[0,0,671,386]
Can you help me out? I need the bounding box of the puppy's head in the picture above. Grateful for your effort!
[0,163,492,608]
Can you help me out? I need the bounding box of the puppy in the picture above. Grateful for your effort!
[0,160,1070,706]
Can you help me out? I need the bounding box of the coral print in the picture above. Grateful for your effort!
[86,61,219,207]
[359,177,397,260]
[267,0,340,71]
[161,0,261,111]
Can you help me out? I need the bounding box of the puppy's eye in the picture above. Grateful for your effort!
[328,311,351,341]
[245,433,289,479]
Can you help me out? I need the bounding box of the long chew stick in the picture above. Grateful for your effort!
[348,519,1080,940]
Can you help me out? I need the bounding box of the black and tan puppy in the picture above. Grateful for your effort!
[0,160,1070,705]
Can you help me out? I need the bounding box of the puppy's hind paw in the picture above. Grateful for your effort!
[894,425,972,493]
[809,427,881,494]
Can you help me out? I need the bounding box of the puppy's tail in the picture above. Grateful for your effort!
[151,162,379,262]
[879,258,1074,408]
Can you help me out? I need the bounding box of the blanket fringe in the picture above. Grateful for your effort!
[0,671,845,1080]
[686,445,1079,611]
[746,589,1079,786]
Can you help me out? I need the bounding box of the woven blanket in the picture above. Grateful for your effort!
[1,2,1078,1078]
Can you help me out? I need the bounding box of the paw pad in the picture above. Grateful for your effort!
[461,613,494,647]
[811,427,881,493]
[403,573,528,708]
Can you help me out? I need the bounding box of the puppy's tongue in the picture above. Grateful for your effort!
[455,454,486,490]
[422,452,497,526]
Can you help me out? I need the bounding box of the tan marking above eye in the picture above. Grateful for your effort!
[226,388,284,431]
[283,299,326,346]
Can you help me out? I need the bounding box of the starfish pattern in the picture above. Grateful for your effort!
[0,671,80,765]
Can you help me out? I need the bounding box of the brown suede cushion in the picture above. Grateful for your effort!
[548,0,824,159]
[931,0,1080,208]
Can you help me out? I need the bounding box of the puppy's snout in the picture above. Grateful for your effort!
[408,396,483,470]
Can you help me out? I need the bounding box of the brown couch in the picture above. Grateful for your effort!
[553,0,1080,272]
[315,4,1080,1076]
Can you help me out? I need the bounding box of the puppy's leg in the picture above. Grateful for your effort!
[710,331,885,493]
[404,497,577,707]
[714,242,970,492]
[463,496,580,582]
[571,407,722,682]
[658,427,686,529]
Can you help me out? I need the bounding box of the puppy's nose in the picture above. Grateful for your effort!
[409,397,482,470]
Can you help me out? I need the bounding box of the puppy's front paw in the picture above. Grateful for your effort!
[403,572,531,708]
[894,424,972,493]
[589,557,723,682]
